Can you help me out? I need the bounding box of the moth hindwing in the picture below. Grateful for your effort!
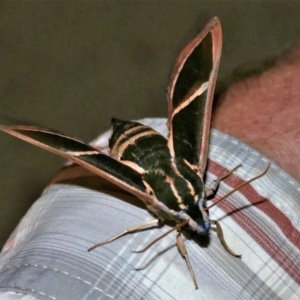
[0,17,266,289]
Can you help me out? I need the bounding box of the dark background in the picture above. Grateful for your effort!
[1,1,300,248]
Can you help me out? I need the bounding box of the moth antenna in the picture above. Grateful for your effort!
[205,163,270,211]
[206,164,242,198]
[218,163,242,180]
[132,219,189,253]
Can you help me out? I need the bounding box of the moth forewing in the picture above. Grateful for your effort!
[0,125,160,208]
[167,17,222,177]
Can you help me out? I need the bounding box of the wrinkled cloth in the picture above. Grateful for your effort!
[0,118,299,300]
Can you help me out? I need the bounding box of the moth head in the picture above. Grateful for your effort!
[183,192,210,235]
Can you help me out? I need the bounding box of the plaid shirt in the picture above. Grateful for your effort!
[0,119,299,299]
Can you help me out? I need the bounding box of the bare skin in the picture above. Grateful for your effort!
[212,42,300,182]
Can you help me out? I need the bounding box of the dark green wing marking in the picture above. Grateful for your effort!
[167,17,222,178]
[0,125,160,206]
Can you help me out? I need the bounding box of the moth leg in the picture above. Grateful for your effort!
[176,232,198,289]
[88,219,159,252]
[205,164,242,197]
[133,219,189,253]
[210,219,241,258]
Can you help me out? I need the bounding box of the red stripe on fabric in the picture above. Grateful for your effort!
[208,160,300,284]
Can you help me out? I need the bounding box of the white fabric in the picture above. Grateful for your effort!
[0,118,299,299]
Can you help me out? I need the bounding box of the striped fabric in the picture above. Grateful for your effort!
[0,118,299,299]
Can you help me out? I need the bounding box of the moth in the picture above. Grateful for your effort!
[0,17,268,289]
